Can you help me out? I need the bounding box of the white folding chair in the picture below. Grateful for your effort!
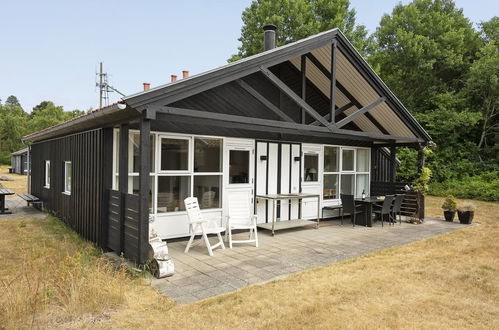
[225,194,258,248]
[184,197,225,256]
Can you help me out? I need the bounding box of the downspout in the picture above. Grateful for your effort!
[22,140,31,194]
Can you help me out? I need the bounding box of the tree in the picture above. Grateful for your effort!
[229,0,370,61]
[370,0,485,182]
[5,95,21,108]
[370,0,480,115]
[0,98,28,163]
[461,19,498,164]
[28,101,84,133]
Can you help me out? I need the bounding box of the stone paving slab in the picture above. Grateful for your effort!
[0,195,45,220]
[152,217,470,303]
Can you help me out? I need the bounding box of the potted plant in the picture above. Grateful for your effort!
[441,196,457,222]
[457,202,476,224]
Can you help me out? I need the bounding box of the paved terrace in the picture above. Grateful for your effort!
[152,218,468,303]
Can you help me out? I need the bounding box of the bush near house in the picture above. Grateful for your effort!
[429,172,499,202]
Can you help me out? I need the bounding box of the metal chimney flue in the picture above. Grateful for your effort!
[263,24,277,51]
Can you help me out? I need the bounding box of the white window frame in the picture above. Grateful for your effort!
[44,160,50,189]
[63,161,72,195]
[323,146,340,200]
[321,145,371,201]
[156,133,223,215]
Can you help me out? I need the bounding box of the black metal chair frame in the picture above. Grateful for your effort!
[373,195,396,227]
[340,194,364,227]
[391,194,405,225]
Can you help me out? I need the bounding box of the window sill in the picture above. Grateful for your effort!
[62,191,71,196]
[43,186,50,189]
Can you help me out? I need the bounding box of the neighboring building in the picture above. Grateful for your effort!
[23,27,431,263]
[11,148,29,175]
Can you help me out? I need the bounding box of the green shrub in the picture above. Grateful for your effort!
[441,196,457,211]
[429,172,499,202]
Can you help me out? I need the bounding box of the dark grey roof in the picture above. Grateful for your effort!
[11,147,28,156]
[23,28,431,143]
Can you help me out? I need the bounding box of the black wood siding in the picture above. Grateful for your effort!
[371,147,398,182]
[30,128,113,247]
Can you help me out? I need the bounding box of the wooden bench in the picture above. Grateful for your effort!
[18,193,43,208]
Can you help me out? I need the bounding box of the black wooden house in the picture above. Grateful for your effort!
[24,27,431,263]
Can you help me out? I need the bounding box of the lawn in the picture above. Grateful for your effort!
[0,167,498,329]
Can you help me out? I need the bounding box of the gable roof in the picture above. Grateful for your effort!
[24,28,431,144]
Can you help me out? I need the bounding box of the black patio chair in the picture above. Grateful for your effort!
[340,194,364,227]
[373,195,395,227]
[392,194,405,225]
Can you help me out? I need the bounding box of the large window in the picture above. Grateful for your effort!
[304,153,319,182]
[63,161,72,195]
[158,135,223,212]
[323,147,370,199]
[44,160,50,188]
[112,131,224,214]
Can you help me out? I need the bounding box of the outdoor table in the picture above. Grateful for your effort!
[354,197,383,227]
[256,193,320,236]
[0,188,15,215]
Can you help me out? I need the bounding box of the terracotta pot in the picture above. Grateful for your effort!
[443,210,455,222]
[457,210,474,224]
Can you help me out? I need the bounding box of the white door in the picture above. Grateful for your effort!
[301,144,322,219]
[223,139,255,227]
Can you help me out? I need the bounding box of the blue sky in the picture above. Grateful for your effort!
[0,0,497,112]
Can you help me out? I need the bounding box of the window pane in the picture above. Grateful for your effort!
[342,149,354,171]
[130,133,155,173]
[65,162,72,192]
[157,176,190,213]
[324,147,339,172]
[304,154,319,182]
[131,176,155,213]
[323,174,339,200]
[160,138,189,171]
[356,174,369,198]
[194,138,221,172]
[194,175,221,209]
[357,149,369,172]
[229,150,249,184]
[341,174,354,195]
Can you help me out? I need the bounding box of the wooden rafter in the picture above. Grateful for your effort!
[259,67,334,131]
[310,102,354,126]
[148,105,424,143]
[335,97,386,128]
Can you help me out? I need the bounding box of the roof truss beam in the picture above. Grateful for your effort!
[335,97,386,128]
[259,67,335,131]
[148,105,423,143]
[310,102,354,126]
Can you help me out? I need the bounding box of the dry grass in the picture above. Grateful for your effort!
[0,161,497,329]
[0,165,27,194]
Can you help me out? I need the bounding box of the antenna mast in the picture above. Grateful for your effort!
[96,62,125,108]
